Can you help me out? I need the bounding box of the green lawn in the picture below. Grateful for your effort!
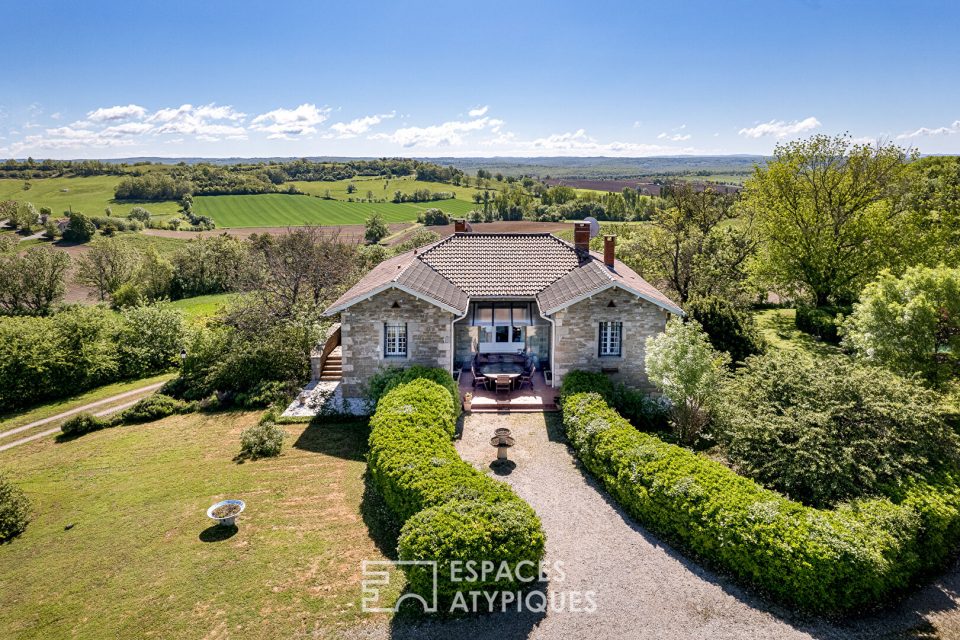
[167,293,237,321]
[0,176,182,219]
[0,412,401,638]
[753,308,843,358]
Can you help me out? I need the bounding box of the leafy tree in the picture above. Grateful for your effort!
[127,206,152,223]
[842,265,960,385]
[365,213,389,244]
[171,234,246,297]
[63,212,95,243]
[686,296,765,364]
[645,318,729,443]
[242,227,357,318]
[719,351,957,507]
[743,134,915,306]
[137,245,174,301]
[346,182,357,194]
[115,304,186,375]
[10,202,40,230]
[75,237,141,301]
[0,247,70,316]
[904,155,960,266]
[418,208,449,226]
[625,182,756,304]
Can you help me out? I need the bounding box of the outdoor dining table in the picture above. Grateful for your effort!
[479,362,525,389]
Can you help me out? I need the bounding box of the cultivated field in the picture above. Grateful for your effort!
[0,176,182,218]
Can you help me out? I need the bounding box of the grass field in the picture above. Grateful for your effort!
[0,175,482,229]
[167,292,237,321]
[0,176,182,219]
[0,412,401,638]
[753,308,843,358]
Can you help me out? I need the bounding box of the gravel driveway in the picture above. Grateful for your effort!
[355,412,960,640]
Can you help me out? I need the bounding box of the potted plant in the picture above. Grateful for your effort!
[463,392,473,412]
[207,499,245,527]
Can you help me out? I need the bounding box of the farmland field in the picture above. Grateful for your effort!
[193,193,423,226]
[0,176,182,218]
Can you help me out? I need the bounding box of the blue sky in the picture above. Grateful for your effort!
[1,0,958,159]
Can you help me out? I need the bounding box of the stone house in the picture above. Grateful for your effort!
[319,221,683,400]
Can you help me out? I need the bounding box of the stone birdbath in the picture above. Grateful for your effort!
[207,499,245,527]
[490,428,515,461]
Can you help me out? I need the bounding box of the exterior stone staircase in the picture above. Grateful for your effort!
[319,346,343,382]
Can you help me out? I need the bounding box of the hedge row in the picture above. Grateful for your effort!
[561,391,960,615]
[368,379,546,601]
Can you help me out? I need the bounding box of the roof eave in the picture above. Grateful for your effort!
[540,281,685,317]
[322,282,465,317]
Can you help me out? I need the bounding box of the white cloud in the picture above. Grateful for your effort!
[468,105,489,117]
[632,120,642,128]
[657,132,691,141]
[896,120,960,139]
[86,104,147,122]
[50,112,62,120]
[476,128,710,156]
[329,111,395,138]
[738,116,821,138]
[147,103,247,140]
[372,116,503,148]
[251,103,330,139]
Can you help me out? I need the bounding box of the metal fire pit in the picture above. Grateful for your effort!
[490,428,515,461]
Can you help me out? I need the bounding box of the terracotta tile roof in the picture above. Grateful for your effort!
[418,234,581,297]
[323,233,682,317]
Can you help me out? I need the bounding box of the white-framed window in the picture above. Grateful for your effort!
[384,322,407,357]
[599,321,622,357]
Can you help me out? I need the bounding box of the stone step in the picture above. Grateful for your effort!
[319,375,342,381]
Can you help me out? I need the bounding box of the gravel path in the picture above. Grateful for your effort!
[353,412,960,640]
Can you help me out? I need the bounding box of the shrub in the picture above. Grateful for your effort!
[719,351,958,507]
[417,208,450,226]
[559,370,667,431]
[61,412,110,436]
[233,379,295,408]
[120,393,190,424]
[62,212,95,243]
[842,266,960,385]
[795,305,846,343]
[369,379,545,602]
[686,297,765,364]
[367,365,459,415]
[562,390,960,615]
[0,474,31,542]
[239,420,285,458]
[645,318,729,443]
[127,207,152,222]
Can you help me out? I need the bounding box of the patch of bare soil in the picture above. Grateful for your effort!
[424,220,572,237]
[142,223,412,243]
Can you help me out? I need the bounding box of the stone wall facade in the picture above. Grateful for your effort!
[339,289,455,398]
[551,290,669,391]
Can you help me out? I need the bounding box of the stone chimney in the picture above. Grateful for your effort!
[604,235,616,268]
[454,219,468,233]
[574,222,591,252]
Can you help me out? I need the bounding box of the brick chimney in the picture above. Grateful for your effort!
[454,219,468,233]
[574,222,591,252]
[604,235,616,267]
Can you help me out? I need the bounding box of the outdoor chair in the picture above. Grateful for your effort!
[471,362,489,390]
[495,375,512,396]
[518,365,535,391]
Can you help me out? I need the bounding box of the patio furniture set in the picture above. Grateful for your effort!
[470,353,536,395]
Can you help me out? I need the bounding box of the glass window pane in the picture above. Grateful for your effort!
[495,326,510,342]
[475,303,493,326]
[512,303,530,325]
[493,304,511,324]
[512,326,525,342]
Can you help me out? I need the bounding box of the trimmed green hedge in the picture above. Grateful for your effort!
[559,370,667,431]
[562,391,960,615]
[368,379,545,602]
[366,365,460,415]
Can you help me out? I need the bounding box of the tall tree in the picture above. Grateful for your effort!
[743,134,915,306]
[626,182,756,305]
[0,247,70,315]
[75,237,141,301]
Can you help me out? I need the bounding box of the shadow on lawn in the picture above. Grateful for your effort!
[292,415,369,461]
[198,524,237,543]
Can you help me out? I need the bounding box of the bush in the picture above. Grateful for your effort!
[127,207,152,222]
[239,420,285,458]
[686,297,765,364]
[62,212,95,243]
[795,305,846,343]
[417,208,450,226]
[559,370,667,431]
[120,393,190,423]
[719,351,958,507]
[842,266,960,385]
[61,412,110,436]
[562,390,960,615]
[367,365,459,415]
[645,318,729,443]
[0,474,31,542]
[369,379,545,602]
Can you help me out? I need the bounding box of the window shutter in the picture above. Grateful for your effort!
[617,321,623,357]
[383,322,387,356]
[404,322,408,356]
[598,322,603,357]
